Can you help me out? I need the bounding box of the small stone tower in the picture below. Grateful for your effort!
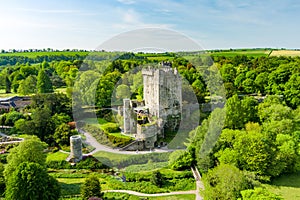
[123,99,137,134]
[70,135,82,162]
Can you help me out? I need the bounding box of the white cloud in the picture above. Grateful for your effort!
[117,0,136,5]
[113,8,174,30]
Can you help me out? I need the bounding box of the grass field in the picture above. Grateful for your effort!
[123,161,169,172]
[93,150,171,168]
[209,49,271,57]
[46,151,69,162]
[264,172,300,200]
[0,51,89,58]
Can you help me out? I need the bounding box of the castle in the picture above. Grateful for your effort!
[121,62,182,150]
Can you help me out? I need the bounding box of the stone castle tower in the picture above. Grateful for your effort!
[142,62,182,132]
[122,62,182,150]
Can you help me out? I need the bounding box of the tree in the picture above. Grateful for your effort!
[4,135,47,178]
[0,163,5,196]
[203,164,249,200]
[5,75,11,93]
[81,175,102,200]
[17,75,37,95]
[5,162,60,200]
[150,170,163,188]
[37,68,53,93]
[284,73,300,108]
[168,150,194,170]
[73,70,100,105]
[241,96,259,124]
[53,123,75,147]
[225,95,243,129]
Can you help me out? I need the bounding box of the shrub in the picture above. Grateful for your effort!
[102,123,120,133]
[81,175,102,200]
[150,171,163,187]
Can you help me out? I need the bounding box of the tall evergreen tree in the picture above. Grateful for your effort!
[5,75,11,93]
[37,68,53,93]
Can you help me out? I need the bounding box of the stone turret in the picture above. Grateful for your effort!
[123,99,137,134]
[70,135,82,162]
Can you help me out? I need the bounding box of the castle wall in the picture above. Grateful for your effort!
[136,123,158,149]
[123,99,137,134]
[142,66,182,133]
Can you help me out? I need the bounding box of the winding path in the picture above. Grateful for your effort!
[79,129,172,155]
[104,190,196,196]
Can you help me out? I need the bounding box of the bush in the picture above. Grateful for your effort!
[102,123,120,133]
[107,134,132,147]
[46,160,71,169]
[203,164,250,200]
[75,156,109,170]
[81,175,102,200]
[150,171,163,187]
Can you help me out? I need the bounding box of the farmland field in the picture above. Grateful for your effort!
[0,51,89,58]
[270,49,300,57]
[209,49,271,57]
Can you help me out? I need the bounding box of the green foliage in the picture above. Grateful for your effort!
[37,68,53,93]
[4,135,47,178]
[168,150,194,170]
[225,95,258,129]
[17,75,37,95]
[150,170,163,188]
[240,187,283,200]
[203,164,250,200]
[81,175,102,200]
[1,110,24,126]
[101,123,120,133]
[5,162,60,200]
[0,163,5,196]
[53,123,75,147]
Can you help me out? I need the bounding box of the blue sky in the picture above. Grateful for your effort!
[0,0,299,51]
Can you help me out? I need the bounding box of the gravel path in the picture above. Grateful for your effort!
[80,129,172,155]
[104,190,196,196]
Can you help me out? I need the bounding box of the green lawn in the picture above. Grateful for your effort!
[46,151,69,162]
[94,150,171,168]
[123,161,169,172]
[264,172,300,200]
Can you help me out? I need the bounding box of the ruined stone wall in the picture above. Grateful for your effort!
[136,123,158,149]
[123,99,137,134]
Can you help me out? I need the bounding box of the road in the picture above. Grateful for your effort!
[80,129,172,155]
[104,190,196,196]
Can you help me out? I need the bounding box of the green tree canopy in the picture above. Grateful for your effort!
[4,135,47,178]
[81,175,102,200]
[37,68,53,93]
[203,164,249,200]
[5,162,60,200]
